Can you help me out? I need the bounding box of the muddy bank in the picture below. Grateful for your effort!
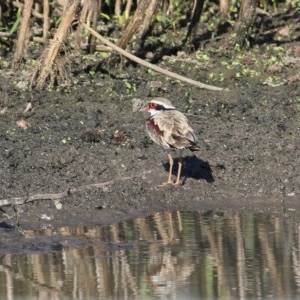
[0,70,299,231]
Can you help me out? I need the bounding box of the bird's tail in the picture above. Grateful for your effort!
[188,142,200,152]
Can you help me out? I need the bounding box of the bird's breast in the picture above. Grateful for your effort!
[146,118,170,148]
[146,118,162,136]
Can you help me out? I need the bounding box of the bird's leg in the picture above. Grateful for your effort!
[175,150,183,185]
[167,153,174,184]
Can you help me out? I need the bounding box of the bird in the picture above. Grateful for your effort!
[141,97,199,185]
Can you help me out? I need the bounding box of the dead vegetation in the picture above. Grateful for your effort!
[0,0,297,88]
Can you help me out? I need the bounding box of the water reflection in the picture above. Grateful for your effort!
[1,210,300,299]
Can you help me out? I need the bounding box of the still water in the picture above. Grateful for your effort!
[1,210,300,299]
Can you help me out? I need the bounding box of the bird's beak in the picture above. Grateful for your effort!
[140,105,149,112]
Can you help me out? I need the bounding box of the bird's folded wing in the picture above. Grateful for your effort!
[154,111,197,147]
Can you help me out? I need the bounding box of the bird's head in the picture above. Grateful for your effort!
[141,98,176,117]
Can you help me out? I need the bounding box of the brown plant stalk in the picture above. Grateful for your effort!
[82,22,225,91]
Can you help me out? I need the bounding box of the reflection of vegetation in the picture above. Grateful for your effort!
[1,210,300,298]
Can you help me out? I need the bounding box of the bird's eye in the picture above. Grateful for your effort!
[149,102,156,109]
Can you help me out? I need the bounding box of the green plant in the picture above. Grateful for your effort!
[125,81,136,93]
[9,7,22,34]
[290,0,300,7]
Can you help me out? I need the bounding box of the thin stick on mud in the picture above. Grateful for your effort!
[82,23,225,91]
[0,171,151,208]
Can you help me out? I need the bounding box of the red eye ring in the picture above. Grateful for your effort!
[149,102,156,109]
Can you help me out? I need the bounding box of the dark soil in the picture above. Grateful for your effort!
[0,11,300,252]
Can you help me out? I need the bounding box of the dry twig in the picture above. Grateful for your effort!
[82,23,225,91]
[0,171,151,208]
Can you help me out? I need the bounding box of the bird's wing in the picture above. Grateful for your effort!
[153,111,198,149]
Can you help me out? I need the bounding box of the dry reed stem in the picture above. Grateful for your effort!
[219,0,230,17]
[183,0,205,46]
[235,0,256,47]
[138,0,159,38]
[117,0,151,49]
[12,1,43,18]
[43,0,50,42]
[31,0,81,88]
[13,0,34,69]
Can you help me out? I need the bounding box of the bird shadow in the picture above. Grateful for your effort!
[162,155,214,184]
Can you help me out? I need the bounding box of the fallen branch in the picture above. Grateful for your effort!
[0,171,151,208]
[82,22,225,91]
